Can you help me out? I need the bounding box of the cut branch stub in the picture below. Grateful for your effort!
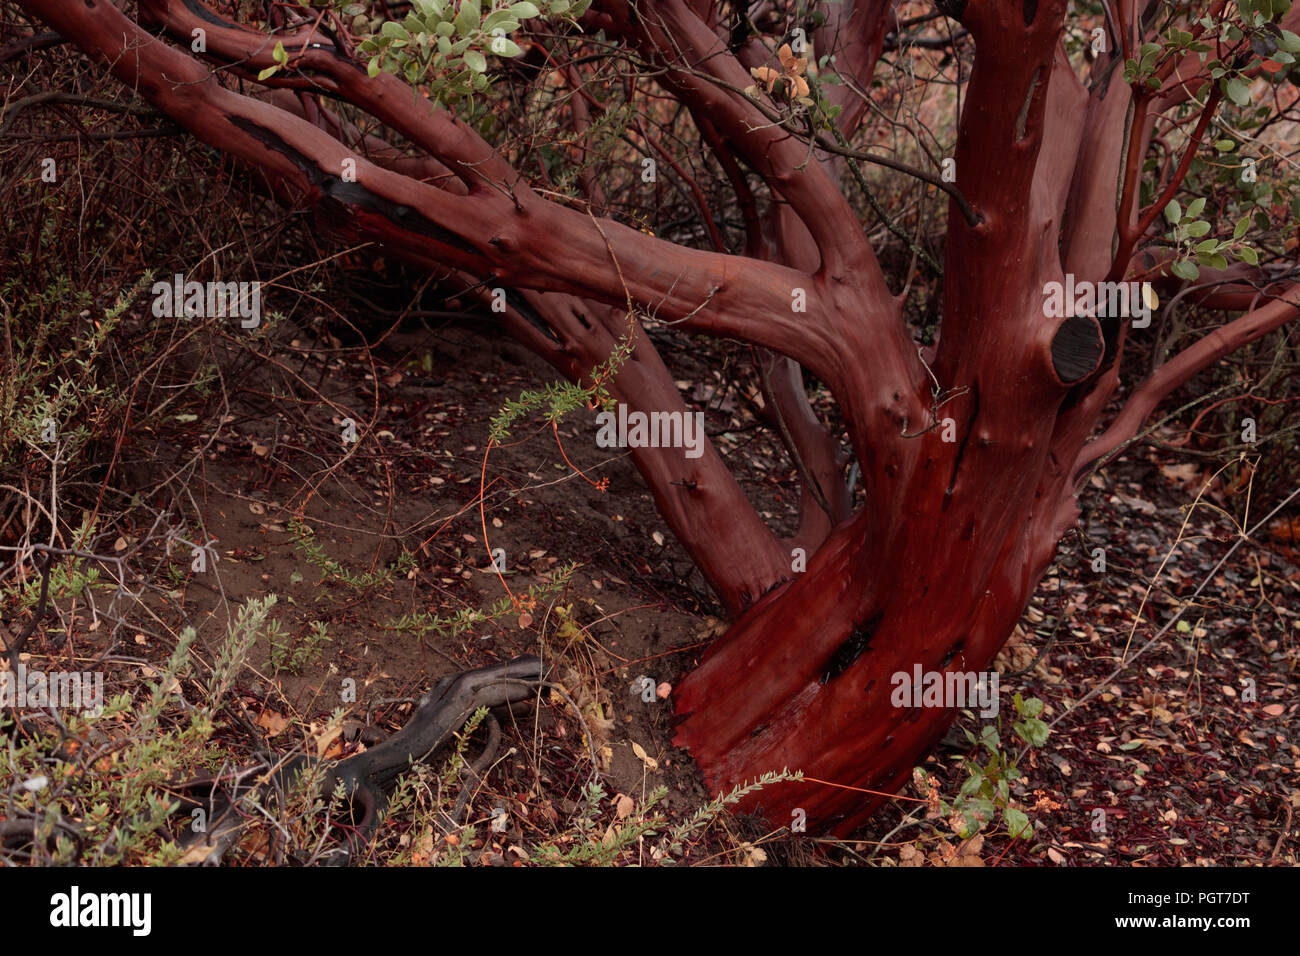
[1049,313,1103,384]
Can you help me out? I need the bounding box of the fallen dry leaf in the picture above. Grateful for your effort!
[631,741,658,770]
[311,718,344,758]
[256,710,291,736]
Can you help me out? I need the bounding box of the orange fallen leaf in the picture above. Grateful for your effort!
[256,710,290,735]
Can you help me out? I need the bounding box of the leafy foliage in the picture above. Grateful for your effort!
[914,693,1051,842]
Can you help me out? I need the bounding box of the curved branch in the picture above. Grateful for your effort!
[1073,285,1300,478]
[596,0,881,280]
[22,0,843,382]
[1106,86,1221,283]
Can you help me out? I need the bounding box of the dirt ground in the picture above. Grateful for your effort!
[8,312,1299,866]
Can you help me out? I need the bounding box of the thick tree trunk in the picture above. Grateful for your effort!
[674,397,1070,831]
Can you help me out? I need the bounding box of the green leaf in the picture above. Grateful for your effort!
[454,0,479,35]
[1195,238,1220,253]
[1019,696,1044,718]
[1118,739,1144,751]
[1196,250,1229,269]
[1214,138,1237,151]
[367,56,382,77]
[463,49,487,72]
[1185,220,1212,236]
[380,20,409,40]
[1238,245,1259,265]
[510,1,542,16]
[494,39,522,57]
[1225,77,1251,106]
[257,64,280,81]
[1234,215,1250,239]
[1014,717,1050,748]
[979,724,1000,754]
[1186,196,1206,218]
[1004,806,1032,839]
[966,796,997,824]
[1171,258,1200,280]
[1164,200,1181,223]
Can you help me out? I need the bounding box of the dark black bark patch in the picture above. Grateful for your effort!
[511,295,562,344]
[940,640,965,669]
[178,0,231,30]
[821,615,883,685]
[229,116,477,255]
[1051,314,1104,382]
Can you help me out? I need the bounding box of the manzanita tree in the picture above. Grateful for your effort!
[11,0,1299,833]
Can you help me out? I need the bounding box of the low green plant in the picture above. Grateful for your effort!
[0,596,276,865]
[267,618,333,675]
[385,562,577,639]
[913,693,1050,842]
[288,515,415,591]
[530,768,804,866]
